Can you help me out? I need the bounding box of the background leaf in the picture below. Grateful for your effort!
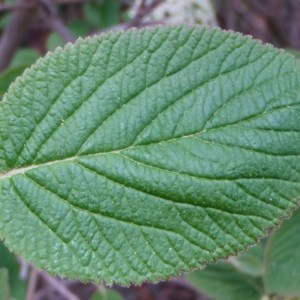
[185,240,265,300]
[46,21,92,51]
[229,241,265,277]
[0,241,27,300]
[0,268,11,300]
[10,48,40,69]
[84,0,120,29]
[264,208,300,296]
[91,288,123,300]
[0,26,300,285]
[186,263,263,300]
[0,66,27,100]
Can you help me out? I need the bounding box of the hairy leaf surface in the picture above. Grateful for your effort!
[0,26,300,284]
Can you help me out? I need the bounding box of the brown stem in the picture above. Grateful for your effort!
[0,0,39,72]
[128,0,164,28]
[39,271,80,300]
[0,3,36,12]
[40,0,75,43]
[0,0,91,12]
[52,0,93,4]
[26,268,39,300]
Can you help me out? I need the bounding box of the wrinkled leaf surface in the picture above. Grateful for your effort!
[0,26,300,284]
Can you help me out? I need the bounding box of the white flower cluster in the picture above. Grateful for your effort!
[129,0,217,26]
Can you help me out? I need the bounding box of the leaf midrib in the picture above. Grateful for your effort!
[1,139,299,183]
[1,107,300,181]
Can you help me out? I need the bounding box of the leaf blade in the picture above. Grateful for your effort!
[0,26,300,284]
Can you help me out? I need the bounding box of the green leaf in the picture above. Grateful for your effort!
[0,14,11,31]
[47,21,92,51]
[0,241,27,300]
[84,0,119,29]
[186,263,263,300]
[264,208,300,296]
[0,268,11,300]
[10,48,40,69]
[46,33,65,51]
[286,49,300,60]
[0,66,27,100]
[0,26,300,285]
[229,241,265,277]
[91,288,123,300]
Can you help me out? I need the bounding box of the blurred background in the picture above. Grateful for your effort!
[0,1,300,299]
